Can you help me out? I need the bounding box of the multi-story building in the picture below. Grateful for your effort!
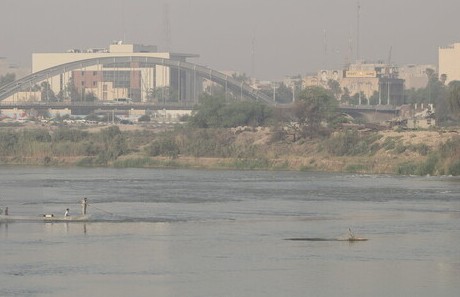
[310,62,405,105]
[32,41,200,102]
[439,43,460,84]
[398,64,436,90]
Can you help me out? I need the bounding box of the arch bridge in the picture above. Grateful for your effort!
[0,56,273,104]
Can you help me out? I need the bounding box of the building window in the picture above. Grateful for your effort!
[93,81,97,87]
[81,81,85,86]
[93,71,97,76]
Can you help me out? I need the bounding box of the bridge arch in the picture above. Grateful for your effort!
[0,56,274,105]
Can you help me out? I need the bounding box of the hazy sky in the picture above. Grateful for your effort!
[1,0,460,80]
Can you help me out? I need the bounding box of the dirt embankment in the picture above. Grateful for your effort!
[2,123,458,174]
[189,127,459,174]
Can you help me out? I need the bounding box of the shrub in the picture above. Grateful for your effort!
[0,130,18,155]
[53,128,89,142]
[397,162,418,175]
[21,129,51,142]
[448,160,460,176]
[138,115,151,122]
[146,137,180,158]
[416,154,439,176]
[325,130,370,156]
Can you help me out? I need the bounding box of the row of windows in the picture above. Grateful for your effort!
[78,81,132,88]
[80,71,98,76]
[81,81,98,87]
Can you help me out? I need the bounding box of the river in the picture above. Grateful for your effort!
[1,167,459,297]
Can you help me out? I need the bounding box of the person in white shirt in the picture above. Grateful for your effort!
[65,208,70,217]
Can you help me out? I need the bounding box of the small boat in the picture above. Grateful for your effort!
[286,237,368,242]
[337,237,368,242]
[0,214,90,223]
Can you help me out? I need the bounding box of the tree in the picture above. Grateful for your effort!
[368,91,380,105]
[447,81,460,117]
[426,68,445,104]
[327,79,342,99]
[260,83,293,103]
[150,86,178,103]
[40,81,57,101]
[292,86,338,138]
[189,94,226,128]
[189,94,272,128]
[61,77,81,102]
[138,115,151,122]
[84,91,98,102]
[341,87,352,103]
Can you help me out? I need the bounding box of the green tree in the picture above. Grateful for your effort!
[138,114,151,122]
[426,68,445,105]
[260,83,293,103]
[151,86,179,103]
[447,81,460,117]
[85,91,98,102]
[340,87,352,103]
[189,94,226,128]
[40,81,57,101]
[95,126,127,164]
[189,94,272,128]
[327,79,342,99]
[0,130,19,155]
[294,86,338,138]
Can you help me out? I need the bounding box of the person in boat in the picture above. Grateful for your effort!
[4,207,7,216]
[81,197,88,215]
[65,208,70,217]
[348,228,355,240]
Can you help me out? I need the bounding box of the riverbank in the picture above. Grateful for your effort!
[116,128,457,174]
[1,124,459,175]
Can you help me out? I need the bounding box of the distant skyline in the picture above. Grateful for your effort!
[1,0,460,80]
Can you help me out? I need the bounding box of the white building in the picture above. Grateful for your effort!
[439,43,460,84]
[32,41,200,102]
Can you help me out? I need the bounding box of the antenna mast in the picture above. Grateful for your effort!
[356,1,360,61]
[323,29,328,68]
[251,34,256,78]
[163,3,172,51]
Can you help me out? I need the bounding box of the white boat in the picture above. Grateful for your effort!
[0,214,90,223]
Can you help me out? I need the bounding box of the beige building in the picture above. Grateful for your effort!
[32,42,199,102]
[439,43,460,84]
[306,62,404,105]
[398,64,435,90]
[340,63,384,99]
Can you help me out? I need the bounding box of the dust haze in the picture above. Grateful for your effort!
[1,0,459,80]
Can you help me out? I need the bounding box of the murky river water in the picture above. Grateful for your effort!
[1,167,459,297]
